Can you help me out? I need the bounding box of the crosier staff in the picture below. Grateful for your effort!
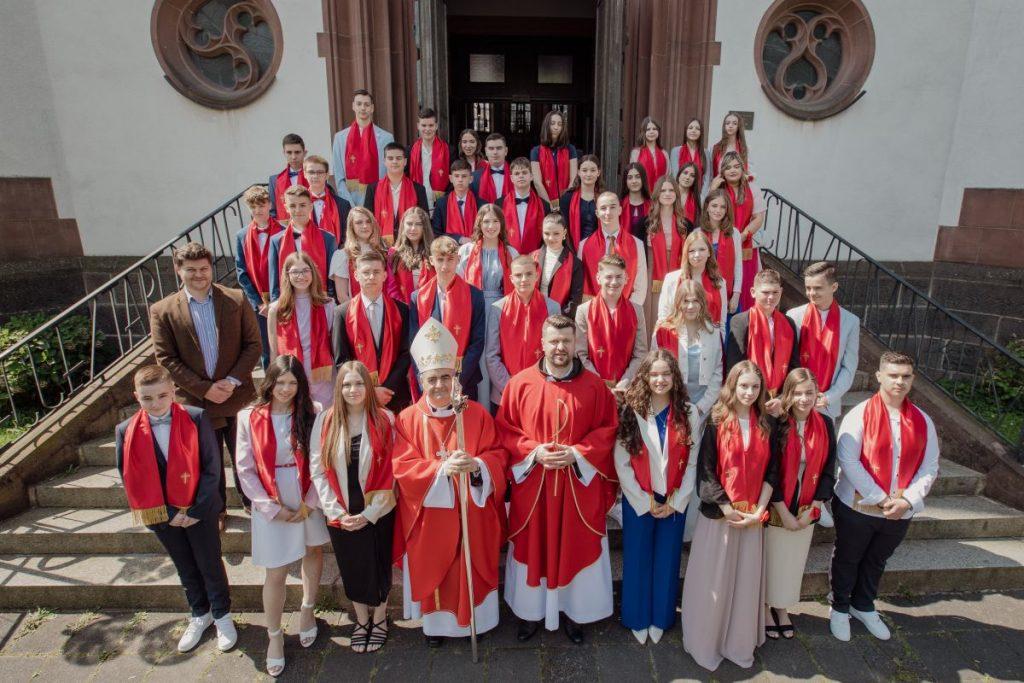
[449,376,479,663]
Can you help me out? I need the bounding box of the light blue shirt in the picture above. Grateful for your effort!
[186,288,218,379]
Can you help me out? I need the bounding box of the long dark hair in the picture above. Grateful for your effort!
[255,355,317,457]
[569,154,604,194]
[620,162,651,202]
[617,349,692,457]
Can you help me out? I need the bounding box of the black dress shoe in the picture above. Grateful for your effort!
[563,617,584,644]
[516,618,541,642]
[425,634,444,648]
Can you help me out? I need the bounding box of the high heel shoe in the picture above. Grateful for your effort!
[298,602,318,648]
[266,628,285,678]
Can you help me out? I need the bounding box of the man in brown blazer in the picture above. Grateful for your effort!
[150,242,262,521]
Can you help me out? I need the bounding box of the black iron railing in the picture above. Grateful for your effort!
[760,188,1024,458]
[0,186,259,449]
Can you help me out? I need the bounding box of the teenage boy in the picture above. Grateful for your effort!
[501,157,549,255]
[268,185,338,301]
[408,107,450,210]
[268,133,308,221]
[431,159,480,242]
[471,133,512,203]
[303,154,351,243]
[116,365,236,653]
[725,268,801,415]
[408,236,487,401]
[331,89,395,206]
[364,142,429,244]
[578,191,648,307]
[235,185,281,367]
[574,254,648,398]
[829,352,939,643]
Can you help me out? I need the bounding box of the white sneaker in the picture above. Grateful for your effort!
[631,628,648,644]
[178,613,213,652]
[648,626,663,644]
[214,614,238,651]
[829,609,850,642]
[849,607,891,640]
[818,504,834,528]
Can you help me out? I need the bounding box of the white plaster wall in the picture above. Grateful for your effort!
[2,0,329,255]
[710,0,976,260]
[937,0,1024,227]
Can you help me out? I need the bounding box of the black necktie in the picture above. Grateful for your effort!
[516,197,530,205]
[457,199,465,208]
[490,168,504,175]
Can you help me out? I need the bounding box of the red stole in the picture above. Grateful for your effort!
[122,404,200,525]
[310,190,342,241]
[683,192,699,226]
[345,295,402,384]
[249,404,311,503]
[538,145,570,200]
[630,409,689,496]
[278,224,328,286]
[587,296,637,383]
[477,163,510,203]
[716,412,771,511]
[533,247,572,307]
[677,144,705,187]
[344,121,379,185]
[242,220,282,301]
[502,191,544,254]
[567,189,584,248]
[800,304,841,391]
[726,184,755,250]
[861,394,927,494]
[654,326,679,358]
[780,411,828,515]
[415,276,473,364]
[274,166,308,220]
[373,176,419,241]
[582,229,639,300]
[463,241,513,295]
[392,255,433,304]
[276,300,333,383]
[498,292,548,376]
[409,138,450,192]
[746,306,795,395]
[444,191,478,237]
[703,227,736,294]
[638,145,667,187]
[702,271,723,322]
[319,409,393,522]
[649,218,684,293]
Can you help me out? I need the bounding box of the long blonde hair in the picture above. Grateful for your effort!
[276,252,330,323]
[660,278,714,333]
[344,206,386,261]
[322,361,385,468]
[711,360,769,434]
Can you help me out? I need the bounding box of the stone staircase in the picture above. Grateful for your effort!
[1,391,1023,612]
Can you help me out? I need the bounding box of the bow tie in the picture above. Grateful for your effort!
[311,194,325,202]
[148,413,172,426]
[515,197,530,205]
[489,168,504,175]
[288,170,299,177]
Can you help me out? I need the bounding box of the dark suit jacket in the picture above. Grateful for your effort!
[470,167,510,203]
[724,309,802,379]
[407,281,487,401]
[363,180,430,236]
[115,405,223,525]
[310,184,352,239]
[332,298,412,411]
[150,283,262,428]
[431,189,482,240]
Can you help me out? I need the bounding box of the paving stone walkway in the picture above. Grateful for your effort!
[1,591,1022,682]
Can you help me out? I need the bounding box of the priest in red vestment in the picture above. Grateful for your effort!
[495,314,619,643]
[393,318,509,647]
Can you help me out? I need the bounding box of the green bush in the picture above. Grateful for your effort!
[939,338,1024,444]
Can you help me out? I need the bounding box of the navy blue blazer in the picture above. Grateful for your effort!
[407,282,486,401]
[267,228,339,301]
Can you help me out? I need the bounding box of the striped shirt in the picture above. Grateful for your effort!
[186,288,219,378]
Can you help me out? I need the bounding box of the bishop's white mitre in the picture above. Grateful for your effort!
[411,317,458,373]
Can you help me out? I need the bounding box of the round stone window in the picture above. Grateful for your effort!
[754,0,875,120]
[151,0,283,110]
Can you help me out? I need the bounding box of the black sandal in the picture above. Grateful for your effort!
[772,608,795,639]
[350,620,371,653]
[765,608,781,640]
[366,617,389,652]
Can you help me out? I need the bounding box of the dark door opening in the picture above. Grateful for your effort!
[447,24,595,161]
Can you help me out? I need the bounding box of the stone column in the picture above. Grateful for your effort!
[318,0,418,144]
[415,0,449,135]
[594,0,626,185]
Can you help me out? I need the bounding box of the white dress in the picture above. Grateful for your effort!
[236,408,331,568]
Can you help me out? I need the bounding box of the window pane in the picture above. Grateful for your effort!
[538,55,572,84]
[469,54,505,83]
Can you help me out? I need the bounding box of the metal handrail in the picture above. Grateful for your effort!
[0,185,261,447]
[759,187,1024,456]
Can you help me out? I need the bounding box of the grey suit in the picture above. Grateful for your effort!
[787,303,860,420]
[484,294,562,405]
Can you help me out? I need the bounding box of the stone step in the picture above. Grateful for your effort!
[78,437,232,468]
[30,466,244,509]
[1,536,1023,611]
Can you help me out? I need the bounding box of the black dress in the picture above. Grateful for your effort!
[327,434,396,607]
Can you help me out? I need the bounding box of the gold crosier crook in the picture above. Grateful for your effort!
[550,398,570,497]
